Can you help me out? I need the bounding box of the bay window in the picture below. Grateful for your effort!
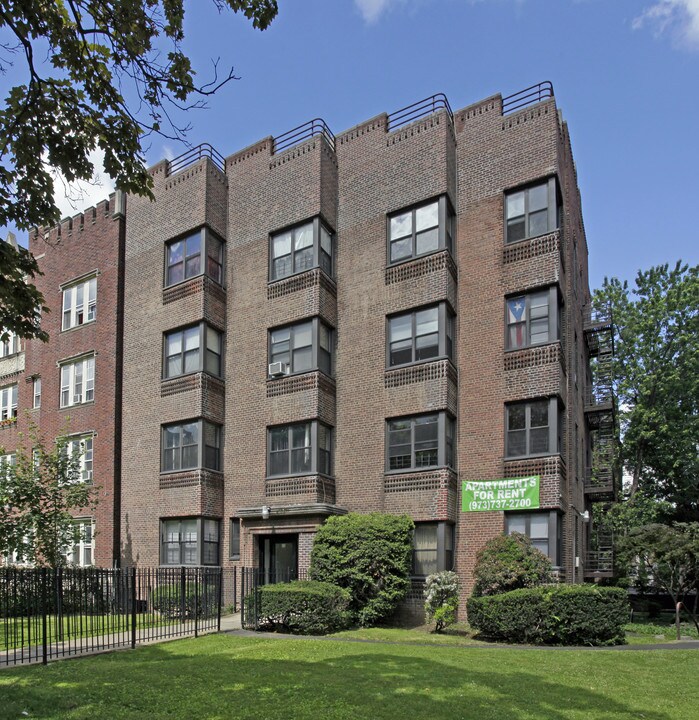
[165,227,224,287]
[267,421,334,477]
[270,217,334,281]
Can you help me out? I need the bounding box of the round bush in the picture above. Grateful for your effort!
[472,532,554,597]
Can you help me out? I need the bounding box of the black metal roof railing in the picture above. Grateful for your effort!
[167,143,226,176]
[502,81,554,115]
[273,118,335,154]
[387,93,453,132]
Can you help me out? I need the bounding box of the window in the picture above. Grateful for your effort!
[505,178,560,243]
[267,421,333,477]
[506,398,560,458]
[0,384,18,420]
[64,435,94,483]
[506,287,559,350]
[386,413,455,472]
[62,277,97,330]
[165,228,224,287]
[32,377,41,409]
[161,420,221,473]
[63,520,94,567]
[0,330,20,358]
[163,323,223,379]
[269,319,334,377]
[229,518,241,560]
[412,522,454,577]
[270,217,334,281]
[161,517,220,566]
[388,196,454,265]
[388,303,454,367]
[60,356,94,407]
[0,453,16,480]
[507,511,560,565]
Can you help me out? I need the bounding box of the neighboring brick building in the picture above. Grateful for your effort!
[0,195,126,567]
[119,82,615,614]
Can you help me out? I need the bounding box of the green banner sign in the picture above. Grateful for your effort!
[462,476,540,512]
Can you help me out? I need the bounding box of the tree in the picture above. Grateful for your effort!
[594,262,699,521]
[309,513,414,626]
[424,570,460,632]
[0,1,278,340]
[0,424,95,566]
[472,533,554,597]
[618,523,699,637]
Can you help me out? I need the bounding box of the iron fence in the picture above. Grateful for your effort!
[240,567,308,630]
[0,566,228,666]
[502,81,554,115]
[387,93,453,133]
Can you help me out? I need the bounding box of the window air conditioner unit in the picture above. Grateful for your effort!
[268,362,288,377]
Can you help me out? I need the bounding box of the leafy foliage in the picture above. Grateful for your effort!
[467,585,629,646]
[472,533,554,597]
[594,262,699,520]
[248,580,350,635]
[424,571,460,632]
[617,523,699,609]
[309,513,414,626]
[0,423,94,567]
[0,1,278,340]
[150,581,218,620]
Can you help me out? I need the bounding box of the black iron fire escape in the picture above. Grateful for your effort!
[582,304,617,579]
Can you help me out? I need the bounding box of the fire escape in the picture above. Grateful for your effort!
[582,305,616,579]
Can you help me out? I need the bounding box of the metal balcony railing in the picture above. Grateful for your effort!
[387,93,453,132]
[583,304,612,332]
[167,143,226,176]
[502,81,554,115]
[585,549,614,576]
[272,118,335,154]
[584,466,615,497]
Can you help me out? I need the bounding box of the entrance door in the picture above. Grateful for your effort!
[259,534,298,584]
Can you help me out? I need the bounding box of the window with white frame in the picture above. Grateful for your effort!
[65,435,94,483]
[0,383,18,420]
[62,277,97,330]
[270,218,334,281]
[63,520,94,567]
[161,517,220,566]
[0,330,20,358]
[32,377,41,409]
[163,323,223,379]
[388,196,454,265]
[506,287,559,350]
[505,178,560,244]
[0,453,16,481]
[60,356,95,407]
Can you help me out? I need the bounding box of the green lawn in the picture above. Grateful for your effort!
[1,634,697,719]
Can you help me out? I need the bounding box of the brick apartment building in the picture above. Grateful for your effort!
[118,82,616,611]
[0,195,126,567]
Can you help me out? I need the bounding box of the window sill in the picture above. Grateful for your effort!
[61,320,96,334]
[384,465,455,476]
[163,273,226,293]
[386,355,452,372]
[504,340,559,354]
[504,227,560,247]
[60,400,95,410]
[504,452,562,462]
[266,368,334,382]
[267,266,334,286]
[162,370,224,383]
[265,471,335,481]
[159,467,223,477]
[387,247,452,269]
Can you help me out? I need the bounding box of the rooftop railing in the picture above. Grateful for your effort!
[387,93,453,133]
[167,143,226,176]
[502,81,554,115]
[273,118,336,154]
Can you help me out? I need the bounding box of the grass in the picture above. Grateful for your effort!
[0,633,698,719]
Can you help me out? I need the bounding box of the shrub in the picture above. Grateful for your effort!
[467,585,629,646]
[309,513,413,626]
[150,582,217,619]
[424,571,460,632]
[249,580,350,635]
[472,533,554,597]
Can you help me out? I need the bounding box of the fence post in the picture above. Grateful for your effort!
[131,567,137,649]
[217,567,223,632]
[233,566,237,613]
[194,570,199,639]
[41,568,48,665]
[180,566,186,628]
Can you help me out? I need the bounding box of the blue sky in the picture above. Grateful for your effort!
[6,0,699,289]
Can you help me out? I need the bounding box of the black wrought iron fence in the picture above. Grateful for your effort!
[0,567,225,666]
[240,567,308,630]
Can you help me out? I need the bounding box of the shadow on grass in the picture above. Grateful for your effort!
[0,636,683,720]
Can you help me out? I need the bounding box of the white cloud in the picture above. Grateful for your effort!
[634,0,699,47]
[354,0,398,23]
[50,147,115,219]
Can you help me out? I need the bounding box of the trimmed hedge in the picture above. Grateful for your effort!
[251,580,350,635]
[150,582,217,620]
[467,585,629,646]
[310,513,413,626]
